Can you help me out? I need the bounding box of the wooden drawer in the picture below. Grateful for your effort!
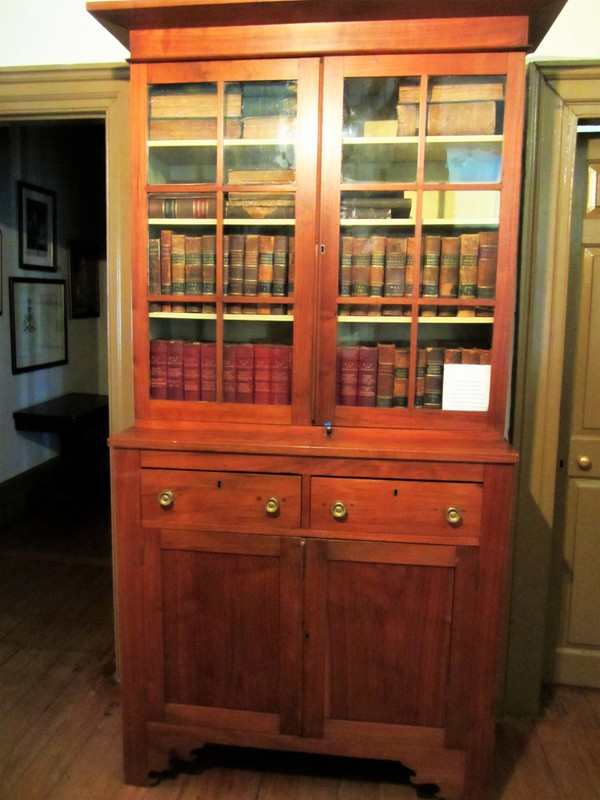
[310,477,482,538]
[141,469,301,531]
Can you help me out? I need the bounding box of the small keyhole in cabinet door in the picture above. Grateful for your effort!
[393,489,398,496]
[217,480,222,488]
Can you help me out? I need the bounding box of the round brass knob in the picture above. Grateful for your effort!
[577,455,592,471]
[158,490,174,509]
[331,501,347,520]
[265,497,280,516]
[446,506,462,527]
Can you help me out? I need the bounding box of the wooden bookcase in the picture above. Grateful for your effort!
[87,2,563,798]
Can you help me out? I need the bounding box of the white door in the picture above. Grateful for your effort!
[553,136,600,686]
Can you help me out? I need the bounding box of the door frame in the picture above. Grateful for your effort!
[0,64,133,435]
[503,60,600,715]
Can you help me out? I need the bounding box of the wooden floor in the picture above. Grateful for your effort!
[0,488,599,800]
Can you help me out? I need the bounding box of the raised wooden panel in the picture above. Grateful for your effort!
[310,476,482,537]
[141,469,302,530]
[565,479,600,646]
[154,532,303,733]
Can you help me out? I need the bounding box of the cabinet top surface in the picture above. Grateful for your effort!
[110,423,519,464]
[87,0,566,48]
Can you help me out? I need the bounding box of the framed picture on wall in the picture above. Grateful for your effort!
[9,277,68,374]
[68,241,100,318]
[18,181,57,271]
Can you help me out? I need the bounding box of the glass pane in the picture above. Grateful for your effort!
[148,83,219,184]
[223,227,294,316]
[224,80,296,184]
[337,328,411,408]
[222,335,293,405]
[416,323,493,411]
[425,139,502,184]
[426,76,505,136]
[342,77,420,184]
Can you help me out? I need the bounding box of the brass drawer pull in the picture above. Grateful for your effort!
[265,497,280,516]
[446,506,462,527]
[158,490,174,509]
[331,501,347,521]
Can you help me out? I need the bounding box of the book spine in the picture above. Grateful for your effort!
[182,341,201,400]
[160,230,173,299]
[351,237,371,298]
[357,345,378,407]
[427,100,497,136]
[272,235,288,296]
[384,236,407,297]
[476,230,498,315]
[253,343,271,404]
[369,235,386,301]
[235,343,255,403]
[270,344,292,405]
[149,339,168,399]
[200,343,217,401]
[404,236,416,315]
[414,348,427,407]
[257,234,275,314]
[338,346,359,406]
[421,234,441,316]
[392,347,410,407]
[288,236,295,295]
[222,234,230,295]
[184,235,203,302]
[222,343,237,402]
[170,234,186,297]
[148,237,161,312]
[438,235,460,316]
[166,339,184,400]
[458,233,480,317]
[376,343,395,408]
[424,346,444,408]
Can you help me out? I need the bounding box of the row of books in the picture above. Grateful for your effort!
[149,81,297,140]
[150,339,292,404]
[339,231,497,317]
[149,188,295,220]
[338,343,490,408]
[149,232,295,313]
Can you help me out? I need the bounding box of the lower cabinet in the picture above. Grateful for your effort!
[112,445,514,800]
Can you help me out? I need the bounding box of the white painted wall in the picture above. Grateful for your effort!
[0,0,598,69]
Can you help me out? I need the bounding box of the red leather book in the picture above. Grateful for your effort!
[357,345,378,406]
[149,338,168,399]
[254,343,272,404]
[200,342,217,401]
[235,343,255,404]
[222,343,237,402]
[166,339,184,400]
[338,346,359,406]
[183,340,201,400]
[270,344,291,405]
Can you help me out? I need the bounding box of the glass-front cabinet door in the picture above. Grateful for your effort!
[317,53,522,431]
[136,59,319,423]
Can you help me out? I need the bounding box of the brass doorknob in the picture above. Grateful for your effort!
[446,506,462,527]
[577,455,592,471]
[265,497,280,516]
[331,501,347,520]
[158,490,174,509]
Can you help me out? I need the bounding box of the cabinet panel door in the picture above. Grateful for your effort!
[144,529,302,735]
[303,539,477,743]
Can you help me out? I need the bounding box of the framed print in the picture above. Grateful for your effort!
[18,181,57,271]
[9,277,68,374]
[68,241,100,318]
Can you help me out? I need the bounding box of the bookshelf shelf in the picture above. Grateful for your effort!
[87,0,554,794]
